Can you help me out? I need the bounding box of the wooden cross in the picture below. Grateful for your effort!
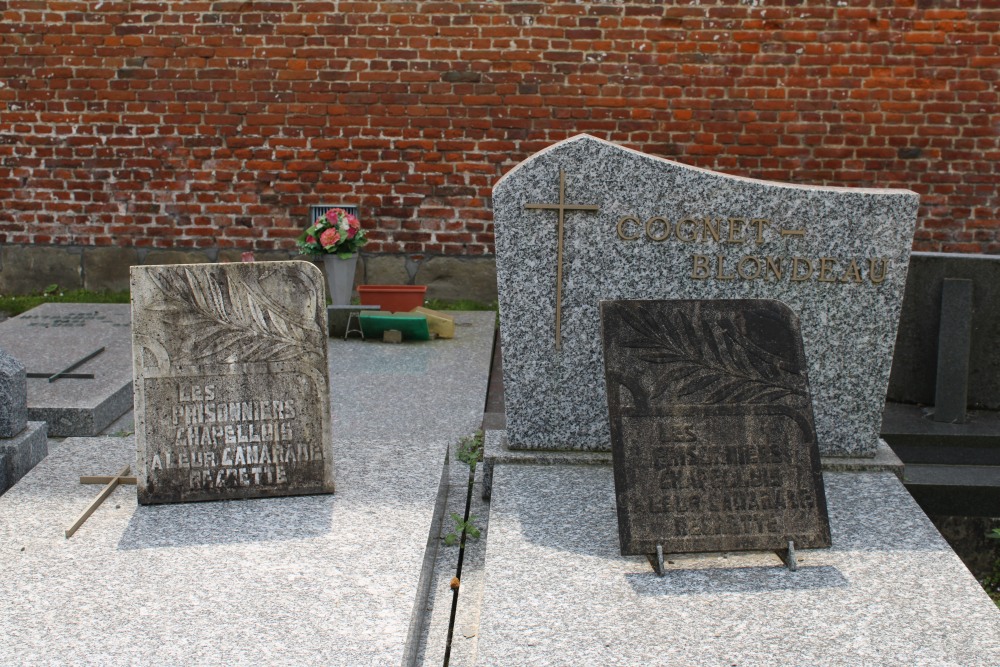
[65,464,136,538]
[524,169,600,350]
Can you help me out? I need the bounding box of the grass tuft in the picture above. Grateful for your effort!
[0,288,130,317]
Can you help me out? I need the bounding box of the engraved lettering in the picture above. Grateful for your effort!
[715,254,735,280]
[691,254,711,280]
[737,256,762,280]
[645,216,670,242]
[869,258,888,284]
[840,259,863,283]
[616,215,641,240]
[727,218,745,243]
[749,219,770,244]
[702,217,721,243]
[676,218,698,242]
[790,257,814,282]
[765,256,783,281]
[817,257,836,283]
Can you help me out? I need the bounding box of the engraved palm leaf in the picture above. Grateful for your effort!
[144,267,325,365]
[619,304,808,406]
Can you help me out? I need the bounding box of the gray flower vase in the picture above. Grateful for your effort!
[323,254,358,306]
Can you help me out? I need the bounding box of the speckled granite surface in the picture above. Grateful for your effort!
[0,347,27,437]
[494,135,918,456]
[476,465,1000,666]
[0,303,134,436]
[0,421,46,494]
[0,312,494,666]
[482,430,904,500]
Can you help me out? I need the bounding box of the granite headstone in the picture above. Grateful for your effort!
[0,348,27,438]
[0,347,47,495]
[494,134,919,457]
[600,299,830,556]
[131,261,334,504]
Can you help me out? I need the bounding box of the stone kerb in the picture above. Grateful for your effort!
[494,134,919,457]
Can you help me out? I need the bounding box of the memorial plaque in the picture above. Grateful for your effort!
[600,299,830,556]
[131,261,334,504]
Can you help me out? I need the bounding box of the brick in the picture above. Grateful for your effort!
[0,2,993,259]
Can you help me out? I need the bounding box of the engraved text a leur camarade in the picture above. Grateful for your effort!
[144,376,325,493]
[616,214,890,285]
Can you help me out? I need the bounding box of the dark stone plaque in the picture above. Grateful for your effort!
[600,299,830,556]
[131,261,334,504]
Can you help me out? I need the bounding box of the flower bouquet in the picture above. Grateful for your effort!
[296,208,367,259]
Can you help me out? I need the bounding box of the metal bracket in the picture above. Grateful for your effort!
[648,544,666,577]
[776,540,798,572]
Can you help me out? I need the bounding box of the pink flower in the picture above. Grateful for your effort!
[306,235,317,245]
[319,228,341,249]
[345,214,360,238]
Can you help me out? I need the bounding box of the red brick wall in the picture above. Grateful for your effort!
[0,1,997,255]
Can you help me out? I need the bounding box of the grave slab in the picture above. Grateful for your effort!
[475,464,1000,666]
[0,312,495,666]
[495,134,918,457]
[0,303,133,436]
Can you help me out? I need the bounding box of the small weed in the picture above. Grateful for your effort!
[423,298,497,312]
[443,431,486,547]
[457,430,484,471]
[444,513,481,546]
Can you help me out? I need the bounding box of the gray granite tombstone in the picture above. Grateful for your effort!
[131,261,335,504]
[0,348,26,438]
[0,347,47,495]
[494,134,918,457]
[0,303,133,436]
[600,299,830,556]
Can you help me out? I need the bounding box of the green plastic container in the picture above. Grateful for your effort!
[359,311,431,341]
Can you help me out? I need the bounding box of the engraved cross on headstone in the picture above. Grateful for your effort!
[524,169,600,350]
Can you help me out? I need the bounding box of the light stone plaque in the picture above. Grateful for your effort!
[131,261,334,504]
[494,134,919,457]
